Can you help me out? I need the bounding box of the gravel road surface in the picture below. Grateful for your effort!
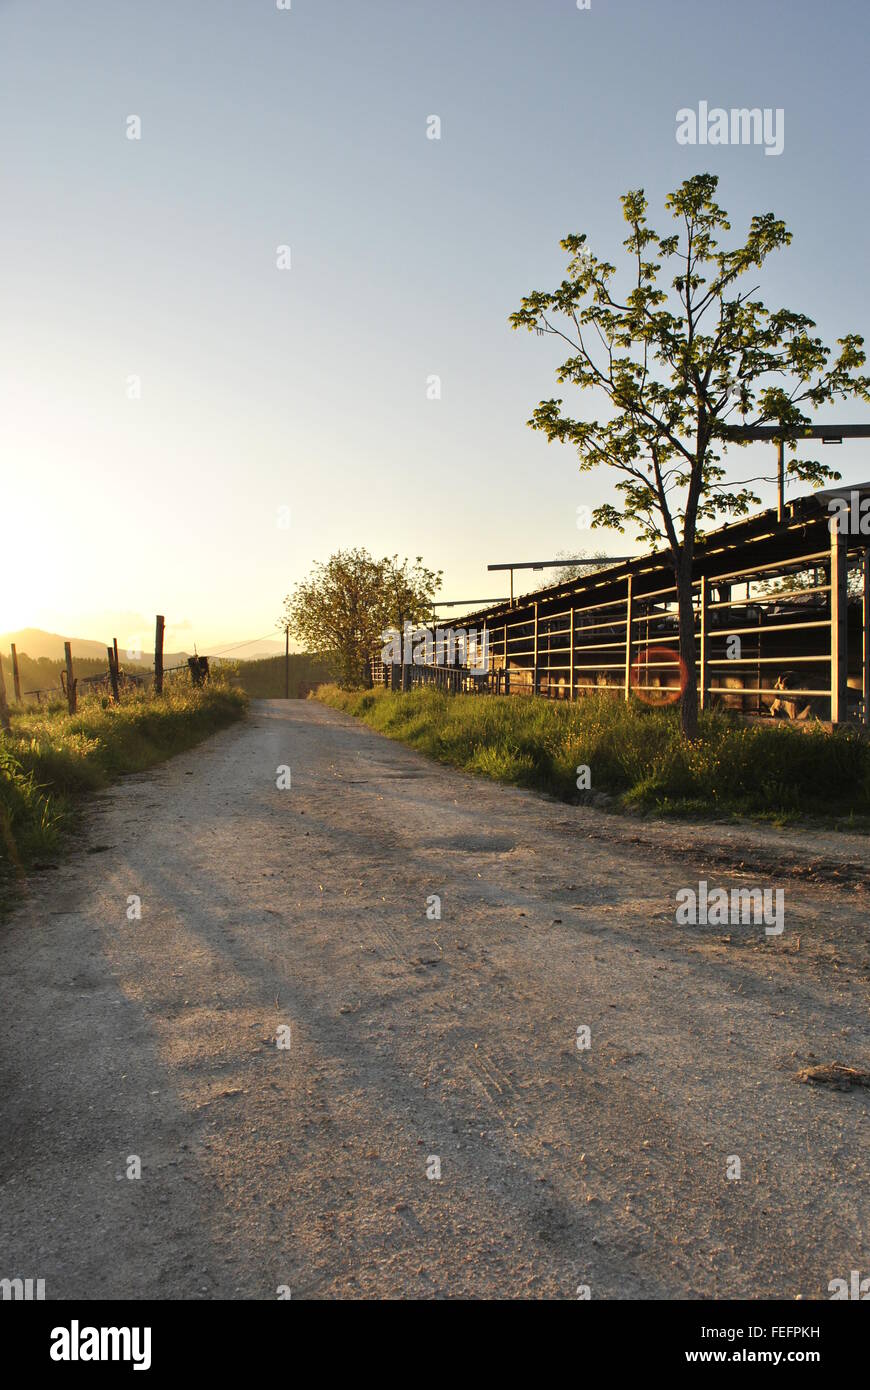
[1,698,867,1299]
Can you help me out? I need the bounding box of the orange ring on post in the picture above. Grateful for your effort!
[629,645,688,706]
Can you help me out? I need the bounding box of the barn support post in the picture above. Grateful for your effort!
[569,603,575,701]
[830,529,848,724]
[863,550,870,727]
[623,575,634,702]
[856,550,861,733]
[699,578,709,712]
[533,601,539,696]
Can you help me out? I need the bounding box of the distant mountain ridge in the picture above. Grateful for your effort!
[0,628,283,665]
[0,628,186,667]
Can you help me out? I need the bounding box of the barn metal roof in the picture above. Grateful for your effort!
[448,482,870,628]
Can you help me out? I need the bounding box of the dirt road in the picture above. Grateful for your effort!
[1,699,868,1299]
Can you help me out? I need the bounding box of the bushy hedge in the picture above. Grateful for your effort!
[315,684,870,820]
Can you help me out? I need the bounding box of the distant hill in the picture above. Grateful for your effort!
[0,628,122,662]
[0,628,193,669]
[0,628,286,666]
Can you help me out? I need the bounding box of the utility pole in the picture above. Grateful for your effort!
[284,626,290,700]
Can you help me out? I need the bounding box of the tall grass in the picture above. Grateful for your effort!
[0,678,247,886]
[315,684,870,821]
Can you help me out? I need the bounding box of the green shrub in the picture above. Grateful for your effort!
[314,683,870,821]
[0,682,248,890]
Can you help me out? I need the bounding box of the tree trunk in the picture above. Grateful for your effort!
[675,557,699,739]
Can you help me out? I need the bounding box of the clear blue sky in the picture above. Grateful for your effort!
[2,0,868,649]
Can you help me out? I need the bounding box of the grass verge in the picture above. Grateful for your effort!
[314,683,870,824]
[1,681,248,900]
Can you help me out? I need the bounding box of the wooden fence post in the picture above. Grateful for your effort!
[113,637,120,677]
[0,655,11,730]
[154,615,165,696]
[107,646,120,703]
[64,641,77,715]
[10,644,22,704]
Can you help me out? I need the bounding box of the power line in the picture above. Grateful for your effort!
[203,630,283,659]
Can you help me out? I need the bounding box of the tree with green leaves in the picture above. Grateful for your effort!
[531,549,610,592]
[281,548,441,688]
[510,173,870,736]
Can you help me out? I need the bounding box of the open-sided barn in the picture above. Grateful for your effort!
[386,483,870,726]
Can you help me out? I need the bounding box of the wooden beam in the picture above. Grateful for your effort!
[10,643,22,704]
[725,424,870,441]
[64,641,77,715]
[107,646,120,703]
